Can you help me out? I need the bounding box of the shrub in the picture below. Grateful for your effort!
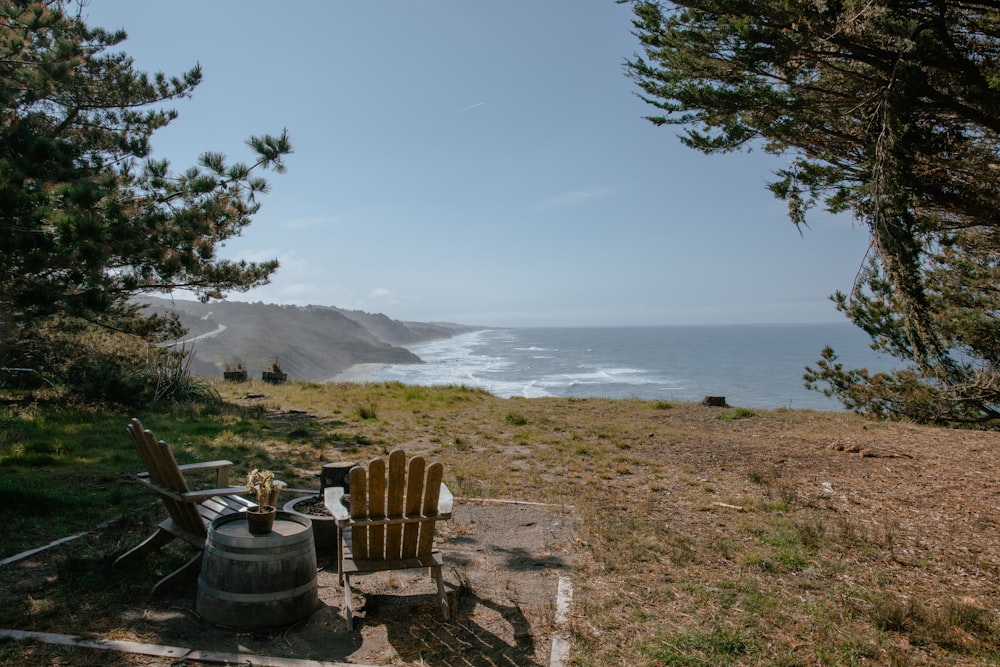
[504,412,528,426]
[716,408,756,421]
[5,323,216,407]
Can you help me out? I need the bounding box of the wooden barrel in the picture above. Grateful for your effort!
[197,511,318,628]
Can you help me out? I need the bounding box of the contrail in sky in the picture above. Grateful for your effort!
[454,101,484,114]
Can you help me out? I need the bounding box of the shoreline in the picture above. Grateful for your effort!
[323,363,391,383]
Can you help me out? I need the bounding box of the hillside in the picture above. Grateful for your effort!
[140,297,480,381]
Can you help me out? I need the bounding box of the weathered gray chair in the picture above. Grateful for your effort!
[324,449,453,629]
[114,418,254,594]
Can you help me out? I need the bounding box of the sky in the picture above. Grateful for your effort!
[83,1,873,328]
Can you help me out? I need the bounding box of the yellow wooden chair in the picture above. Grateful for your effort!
[324,449,453,629]
[114,418,254,594]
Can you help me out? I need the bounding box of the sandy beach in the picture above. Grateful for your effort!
[323,362,390,383]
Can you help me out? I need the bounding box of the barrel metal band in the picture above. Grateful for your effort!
[204,544,314,562]
[197,579,317,603]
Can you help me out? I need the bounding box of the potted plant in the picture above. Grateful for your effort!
[245,468,285,535]
[261,358,287,384]
[223,360,247,382]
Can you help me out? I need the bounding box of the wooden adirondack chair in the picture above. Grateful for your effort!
[324,449,453,629]
[114,418,255,595]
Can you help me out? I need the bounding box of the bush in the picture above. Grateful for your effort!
[357,403,378,420]
[4,323,217,407]
[61,330,152,405]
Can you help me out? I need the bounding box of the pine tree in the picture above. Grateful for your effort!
[0,1,292,398]
[626,0,1000,424]
[0,0,290,333]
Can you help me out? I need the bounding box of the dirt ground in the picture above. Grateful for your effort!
[2,499,578,666]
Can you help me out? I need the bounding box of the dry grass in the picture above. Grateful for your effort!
[3,379,1000,665]
[216,380,1000,665]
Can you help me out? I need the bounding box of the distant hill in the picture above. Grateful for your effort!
[139,298,481,382]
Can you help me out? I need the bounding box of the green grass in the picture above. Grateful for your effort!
[503,412,529,426]
[716,407,757,420]
[0,398,278,559]
[639,626,759,665]
[2,380,999,666]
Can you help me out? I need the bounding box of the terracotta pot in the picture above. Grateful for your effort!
[246,505,277,535]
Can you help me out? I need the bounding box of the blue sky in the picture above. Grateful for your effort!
[85,1,872,327]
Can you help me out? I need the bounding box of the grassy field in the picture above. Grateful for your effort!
[2,379,999,665]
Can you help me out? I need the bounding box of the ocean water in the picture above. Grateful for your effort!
[369,323,898,411]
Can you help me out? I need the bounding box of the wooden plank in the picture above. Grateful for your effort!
[128,420,157,482]
[197,503,225,525]
[184,487,253,502]
[157,518,207,548]
[223,495,255,511]
[340,551,442,574]
[1,531,90,566]
[344,516,446,528]
[196,495,251,523]
[175,460,235,472]
[349,466,368,560]
[215,463,230,487]
[0,629,369,667]
[153,439,190,493]
[418,462,444,556]
[401,456,425,559]
[367,457,386,561]
[134,424,171,490]
[385,450,406,559]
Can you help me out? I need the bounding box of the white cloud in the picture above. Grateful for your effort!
[453,101,484,114]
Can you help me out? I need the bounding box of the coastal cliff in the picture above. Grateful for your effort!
[140,297,479,382]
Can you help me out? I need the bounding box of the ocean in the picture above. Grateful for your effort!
[368,323,898,411]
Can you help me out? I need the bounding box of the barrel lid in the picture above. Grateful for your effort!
[210,510,311,540]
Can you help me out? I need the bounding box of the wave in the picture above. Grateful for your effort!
[370,324,896,410]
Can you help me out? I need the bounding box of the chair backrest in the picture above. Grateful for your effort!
[348,449,446,562]
[127,418,206,538]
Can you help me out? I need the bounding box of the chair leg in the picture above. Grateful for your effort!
[151,551,203,597]
[343,573,355,631]
[113,527,175,568]
[337,527,344,586]
[431,564,449,620]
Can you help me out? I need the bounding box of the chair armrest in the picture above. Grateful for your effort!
[179,460,234,487]
[137,477,248,503]
[181,486,250,501]
[175,460,233,472]
[324,487,350,522]
[438,482,453,517]
[138,460,236,488]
